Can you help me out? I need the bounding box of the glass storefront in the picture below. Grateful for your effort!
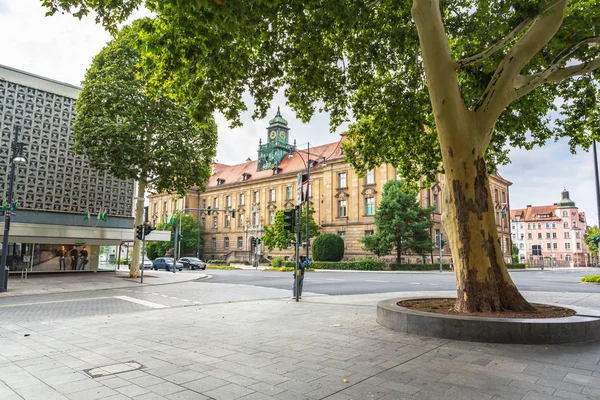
[1,243,102,273]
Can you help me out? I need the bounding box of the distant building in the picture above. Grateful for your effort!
[510,189,590,267]
[149,109,513,264]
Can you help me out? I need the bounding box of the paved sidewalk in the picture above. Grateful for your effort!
[0,270,206,298]
[2,290,600,399]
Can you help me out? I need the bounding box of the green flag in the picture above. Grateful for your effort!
[1,201,7,213]
[99,209,108,222]
[83,209,89,221]
[168,215,176,224]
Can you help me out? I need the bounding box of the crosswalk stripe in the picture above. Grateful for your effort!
[113,296,169,309]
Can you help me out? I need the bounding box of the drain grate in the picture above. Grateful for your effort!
[84,361,145,378]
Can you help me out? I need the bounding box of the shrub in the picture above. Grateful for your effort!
[506,263,526,269]
[282,261,296,268]
[207,259,229,265]
[229,259,251,265]
[312,234,344,261]
[206,265,241,270]
[271,257,284,268]
[311,259,387,271]
[389,263,451,271]
[582,275,600,283]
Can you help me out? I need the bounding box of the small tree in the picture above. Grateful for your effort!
[312,234,345,262]
[584,226,600,265]
[146,214,201,260]
[72,21,217,277]
[512,244,520,264]
[361,181,434,264]
[261,208,320,252]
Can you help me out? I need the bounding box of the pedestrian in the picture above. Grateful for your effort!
[69,246,78,270]
[293,256,306,299]
[79,247,89,270]
[57,246,67,271]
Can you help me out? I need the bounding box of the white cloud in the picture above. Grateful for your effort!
[1,0,597,226]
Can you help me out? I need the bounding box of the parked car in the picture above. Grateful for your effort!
[129,256,153,269]
[152,257,183,271]
[178,257,207,270]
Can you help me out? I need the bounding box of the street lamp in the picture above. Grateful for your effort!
[1,126,27,292]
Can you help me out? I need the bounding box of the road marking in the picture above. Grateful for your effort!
[428,284,439,286]
[0,297,112,308]
[326,279,346,281]
[366,280,389,283]
[410,283,421,285]
[113,296,168,309]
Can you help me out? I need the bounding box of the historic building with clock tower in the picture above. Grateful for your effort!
[257,107,295,171]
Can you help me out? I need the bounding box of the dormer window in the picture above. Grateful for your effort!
[242,173,251,181]
[272,167,282,175]
[216,178,225,185]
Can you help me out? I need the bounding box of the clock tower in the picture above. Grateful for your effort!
[257,107,294,171]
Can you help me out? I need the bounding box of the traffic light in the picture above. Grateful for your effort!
[440,240,446,249]
[207,206,212,215]
[256,238,261,244]
[283,209,296,233]
[135,225,143,240]
[143,224,156,237]
[593,234,600,247]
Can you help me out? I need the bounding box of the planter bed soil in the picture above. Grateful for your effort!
[397,298,575,319]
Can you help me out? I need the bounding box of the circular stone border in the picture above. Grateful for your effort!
[377,297,600,344]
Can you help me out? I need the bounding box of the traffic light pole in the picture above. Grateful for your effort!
[439,232,443,273]
[294,202,301,303]
[141,207,148,283]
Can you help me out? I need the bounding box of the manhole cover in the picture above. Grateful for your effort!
[85,361,144,378]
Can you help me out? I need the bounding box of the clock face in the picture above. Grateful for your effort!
[279,131,286,140]
[269,130,277,140]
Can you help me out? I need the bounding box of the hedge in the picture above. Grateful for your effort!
[206,259,230,265]
[390,263,451,271]
[311,259,387,271]
[506,263,526,269]
[581,275,600,283]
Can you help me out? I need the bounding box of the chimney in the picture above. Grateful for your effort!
[246,157,252,163]
[526,205,531,208]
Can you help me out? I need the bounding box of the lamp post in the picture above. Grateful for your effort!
[1,126,27,292]
[196,189,201,258]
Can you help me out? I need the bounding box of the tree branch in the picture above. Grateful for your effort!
[412,0,467,133]
[515,56,600,99]
[475,0,567,132]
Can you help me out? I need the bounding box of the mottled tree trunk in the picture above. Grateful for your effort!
[129,180,146,278]
[440,139,534,313]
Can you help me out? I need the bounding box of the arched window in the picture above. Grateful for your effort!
[562,211,568,217]
[537,223,541,229]
[565,254,572,261]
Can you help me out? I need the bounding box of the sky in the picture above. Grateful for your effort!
[0,0,598,227]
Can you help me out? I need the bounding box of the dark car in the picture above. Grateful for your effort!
[152,257,183,271]
[178,257,207,270]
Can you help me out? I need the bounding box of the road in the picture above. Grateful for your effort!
[0,268,598,323]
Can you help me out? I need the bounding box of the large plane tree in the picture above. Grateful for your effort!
[44,0,600,312]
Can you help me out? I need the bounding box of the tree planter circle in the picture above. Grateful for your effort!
[377,297,600,344]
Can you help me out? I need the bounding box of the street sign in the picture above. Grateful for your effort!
[296,173,303,205]
[301,180,310,202]
[0,211,16,217]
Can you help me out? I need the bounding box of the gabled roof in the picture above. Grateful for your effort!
[510,205,561,222]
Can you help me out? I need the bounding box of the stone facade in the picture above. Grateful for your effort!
[148,110,513,264]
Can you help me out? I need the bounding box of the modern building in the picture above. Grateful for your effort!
[0,65,138,273]
[510,189,590,267]
[149,109,513,264]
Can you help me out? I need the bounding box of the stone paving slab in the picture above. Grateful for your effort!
[0,271,207,298]
[1,291,600,399]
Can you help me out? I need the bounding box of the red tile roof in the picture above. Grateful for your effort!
[205,139,344,188]
[510,205,561,222]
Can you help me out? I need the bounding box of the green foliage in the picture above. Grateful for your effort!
[229,259,251,265]
[206,259,228,265]
[146,214,201,259]
[42,0,600,187]
[512,244,520,264]
[311,259,387,271]
[72,20,217,196]
[361,181,434,263]
[312,234,345,262]
[206,265,241,270]
[506,263,526,269]
[265,267,315,272]
[389,264,451,271]
[585,226,600,254]
[261,208,319,252]
[271,257,284,268]
[582,275,600,283]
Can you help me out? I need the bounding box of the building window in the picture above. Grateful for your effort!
[225,215,231,228]
[529,254,534,261]
[575,231,580,239]
[537,233,542,239]
[528,243,532,249]
[153,202,158,215]
[553,243,558,249]
[269,189,276,202]
[501,191,506,203]
[566,254,572,261]
[213,216,218,229]
[565,242,571,249]
[163,200,167,214]
[286,186,293,200]
[338,172,347,188]
[564,232,570,239]
[338,200,347,217]
[213,197,218,208]
[520,243,524,249]
[505,238,509,252]
[577,242,581,250]
[537,223,541,229]
[512,233,516,240]
[269,211,275,225]
[551,222,556,228]
[201,216,206,228]
[546,243,551,249]
[573,221,577,228]
[365,197,375,215]
[238,213,244,227]
[563,211,568,217]
[254,191,259,204]
[252,212,259,226]
[433,194,439,213]
[211,238,216,249]
[365,169,375,185]
[239,193,245,205]
[224,237,229,249]
[226,195,231,207]
[202,198,207,208]
[338,231,346,245]
[528,233,532,239]
[174,199,179,211]
[545,223,550,229]
[552,232,557,239]
[546,233,550,239]
[494,189,498,202]
[364,230,374,236]
[237,237,243,248]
